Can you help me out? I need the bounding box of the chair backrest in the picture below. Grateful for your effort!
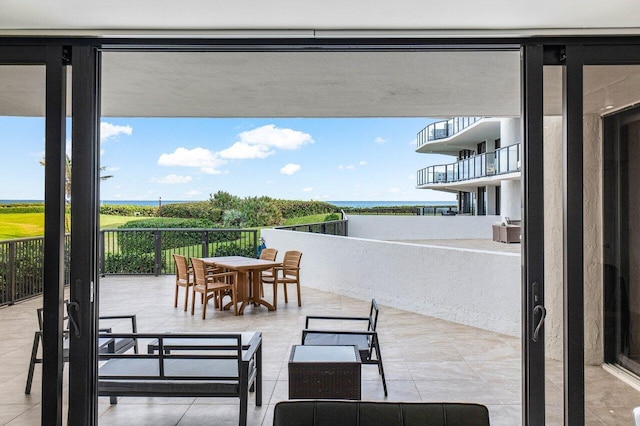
[173,253,189,280]
[190,257,207,285]
[369,299,380,332]
[282,250,302,273]
[260,247,278,261]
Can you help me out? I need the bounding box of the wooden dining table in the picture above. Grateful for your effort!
[201,256,281,314]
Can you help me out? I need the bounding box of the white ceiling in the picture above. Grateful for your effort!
[1,0,639,36]
[2,52,640,119]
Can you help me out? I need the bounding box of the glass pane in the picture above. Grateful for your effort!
[0,64,47,415]
[594,65,640,424]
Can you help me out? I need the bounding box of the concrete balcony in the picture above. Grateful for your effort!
[416,143,521,191]
[3,274,638,425]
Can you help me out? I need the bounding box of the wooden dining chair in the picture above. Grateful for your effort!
[262,250,302,309]
[259,247,278,296]
[172,253,193,311]
[190,257,239,318]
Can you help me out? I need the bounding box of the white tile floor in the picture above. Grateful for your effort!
[0,275,639,425]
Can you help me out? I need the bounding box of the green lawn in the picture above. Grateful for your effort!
[283,213,334,226]
[0,213,152,240]
[0,213,45,240]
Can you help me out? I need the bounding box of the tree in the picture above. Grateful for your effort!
[40,154,113,202]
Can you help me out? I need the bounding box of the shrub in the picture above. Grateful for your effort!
[324,213,341,221]
[158,202,222,223]
[0,204,46,214]
[118,218,217,254]
[100,204,158,217]
[102,252,155,274]
[222,209,245,227]
[239,197,283,227]
[209,191,240,210]
[271,199,338,218]
[212,243,255,258]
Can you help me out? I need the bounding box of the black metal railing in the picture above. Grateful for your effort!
[417,116,484,148]
[100,228,258,276]
[0,234,71,307]
[417,143,521,186]
[275,220,348,236]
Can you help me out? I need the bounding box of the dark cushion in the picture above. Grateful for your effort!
[273,401,490,426]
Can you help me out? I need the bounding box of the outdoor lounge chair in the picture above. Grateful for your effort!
[302,298,387,396]
[25,303,138,394]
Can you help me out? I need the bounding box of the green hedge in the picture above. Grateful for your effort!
[102,252,155,274]
[0,204,46,214]
[100,204,158,217]
[271,199,338,219]
[158,202,222,223]
[118,218,214,254]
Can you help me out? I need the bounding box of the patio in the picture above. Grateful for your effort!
[0,275,638,425]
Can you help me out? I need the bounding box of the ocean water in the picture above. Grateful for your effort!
[1,199,456,208]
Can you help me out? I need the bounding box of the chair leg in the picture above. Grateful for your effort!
[283,282,289,303]
[174,283,179,308]
[272,283,278,309]
[232,288,238,316]
[296,281,302,306]
[202,294,208,319]
[191,289,196,315]
[25,332,41,394]
[183,285,189,311]
[373,335,388,397]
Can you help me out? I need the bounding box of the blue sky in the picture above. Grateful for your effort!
[0,116,456,202]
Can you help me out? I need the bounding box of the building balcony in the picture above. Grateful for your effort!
[415,117,502,155]
[417,143,521,188]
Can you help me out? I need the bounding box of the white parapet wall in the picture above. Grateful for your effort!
[261,227,521,337]
[346,214,502,240]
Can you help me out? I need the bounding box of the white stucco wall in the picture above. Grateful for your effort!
[261,228,521,336]
[346,214,501,240]
[501,180,521,221]
[544,113,603,365]
[500,117,521,147]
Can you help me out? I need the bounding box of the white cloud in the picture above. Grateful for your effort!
[388,187,400,193]
[303,187,314,192]
[407,174,415,180]
[408,139,417,146]
[375,137,387,145]
[339,164,355,171]
[158,147,227,175]
[238,124,314,150]
[219,142,274,159]
[185,189,201,196]
[359,161,367,166]
[280,163,301,175]
[151,174,193,184]
[101,122,133,141]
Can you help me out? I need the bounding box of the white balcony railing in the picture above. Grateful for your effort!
[416,116,484,149]
[417,143,520,186]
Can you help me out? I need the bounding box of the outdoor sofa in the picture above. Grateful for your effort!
[98,332,262,426]
[273,400,490,426]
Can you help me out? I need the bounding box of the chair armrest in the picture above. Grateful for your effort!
[99,314,137,333]
[305,315,371,328]
[242,333,263,362]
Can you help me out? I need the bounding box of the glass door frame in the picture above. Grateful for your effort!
[7,35,640,426]
[0,44,69,425]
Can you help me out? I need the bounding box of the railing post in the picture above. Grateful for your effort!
[8,241,16,306]
[202,230,209,258]
[99,231,105,277]
[154,230,162,276]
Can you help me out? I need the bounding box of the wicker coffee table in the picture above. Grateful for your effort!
[288,345,361,400]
